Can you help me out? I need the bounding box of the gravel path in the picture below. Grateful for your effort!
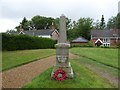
[2,53,78,88]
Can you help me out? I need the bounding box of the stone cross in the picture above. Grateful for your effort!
[58,14,67,43]
[51,14,74,80]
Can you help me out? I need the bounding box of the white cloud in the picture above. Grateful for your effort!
[0,0,119,32]
[0,19,19,32]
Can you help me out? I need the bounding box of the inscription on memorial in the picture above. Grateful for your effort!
[57,56,68,63]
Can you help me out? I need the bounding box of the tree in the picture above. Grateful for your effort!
[6,29,16,33]
[93,20,101,30]
[107,16,117,29]
[100,15,106,30]
[67,29,77,40]
[15,17,29,31]
[67,18,93,40]
[21,17,29,30]
[31,15,54,29]
[54,18,60,30]
[107,13,120,29]
[76,18,93,40]
[116,13,120,29]
[54,17,71,30]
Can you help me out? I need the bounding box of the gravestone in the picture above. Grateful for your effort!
[51,14,74,80]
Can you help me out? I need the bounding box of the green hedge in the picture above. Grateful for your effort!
[2,33,56,51]
[71,41,93,47]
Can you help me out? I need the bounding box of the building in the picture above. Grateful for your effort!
[9,29,59,40]
[91,29,120,47]
[8,23,59,40]
[71,36,88,46]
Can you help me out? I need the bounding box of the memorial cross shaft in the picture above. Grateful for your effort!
[58,15,67,43]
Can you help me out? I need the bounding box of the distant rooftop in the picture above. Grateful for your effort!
[72,36,88,43]
[91,29,119,37]
[9,29,57,36]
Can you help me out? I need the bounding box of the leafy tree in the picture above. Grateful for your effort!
[107,16,117,29]
[76,18,93,40]
[107,13,120,29]
[15,17,29,31]
[27,20,35,30]
[6,29,16,33]
[116,13,120,29]
[54,18,60,30]
[54,17,71,30]
[93,20,101,30]
[67,29,77,40]
[16,16,55,31]
[31,15,54,29]
[67,18,93,40]
[21,17,29,30]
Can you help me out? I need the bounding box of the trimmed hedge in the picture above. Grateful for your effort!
[2,33,56,51]
[71,41,93,47]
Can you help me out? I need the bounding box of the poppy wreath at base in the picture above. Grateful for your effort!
[53,68,67,81]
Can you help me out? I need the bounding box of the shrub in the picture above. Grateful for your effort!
[71,41,93,47]
[2,33,56,51]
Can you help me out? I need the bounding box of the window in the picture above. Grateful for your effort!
[103,38,110,42]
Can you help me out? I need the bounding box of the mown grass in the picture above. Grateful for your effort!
[78,56,119,78]
[23,59,115,88]
[2,49,55,71]
[70,47,118,69]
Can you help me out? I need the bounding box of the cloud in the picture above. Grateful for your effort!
[0,0,119,32]
[0,19,19,32]
[1,0,119,19]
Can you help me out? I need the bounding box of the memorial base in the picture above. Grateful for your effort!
[51,43,74,80]
[51,62,74,79]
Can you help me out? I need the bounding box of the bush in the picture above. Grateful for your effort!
[2,33,56,51]
[71,41,93,47]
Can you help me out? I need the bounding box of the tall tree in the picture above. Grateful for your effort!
[77,18,93,40]
[107,13,120,29]
[31,15,54,29]
[15,17,29,31]
[100,15,106,30]
[107,16,117,29]
[67,18,93,40]
[54,17,71,30]
[116,13,120,29]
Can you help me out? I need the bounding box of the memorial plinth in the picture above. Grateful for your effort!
[51,15,74,80]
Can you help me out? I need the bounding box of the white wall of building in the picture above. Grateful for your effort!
[38,35,51,38]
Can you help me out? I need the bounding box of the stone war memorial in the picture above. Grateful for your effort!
[51,14,74,81]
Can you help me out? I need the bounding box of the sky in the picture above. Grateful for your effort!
[0,0,119,32]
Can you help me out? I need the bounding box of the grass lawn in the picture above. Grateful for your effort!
[23,59,115,88]
[23,47,118,88]
[2,49,55,71]
[70,47,118,69]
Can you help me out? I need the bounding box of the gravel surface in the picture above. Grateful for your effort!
[2,53,78,88]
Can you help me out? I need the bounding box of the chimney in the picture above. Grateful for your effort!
[112,29,117,37]
[51,22,55,30]
[19,24,24,32]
